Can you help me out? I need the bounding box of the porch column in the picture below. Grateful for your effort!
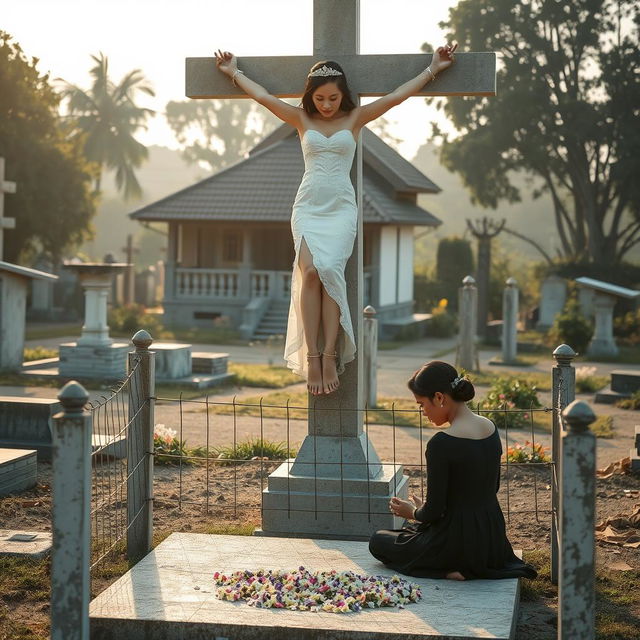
[238,228,253,299]
[164,222,177,301]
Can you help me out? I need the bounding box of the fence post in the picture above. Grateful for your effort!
[551,343,576,584]
[127,329,155,563]
[51,381,91,640]
[363,305,378,408]
[559,399,596,640]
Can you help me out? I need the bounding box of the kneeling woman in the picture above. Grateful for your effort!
[369,361,537,581]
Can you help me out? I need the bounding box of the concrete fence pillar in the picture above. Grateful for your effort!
[551,344,577,584]
[501,277,518,364]
[363,305,378,408]
[559,399,596,640]
[51,380,91,640]
[127,330,156,563]
[457,275,479,371]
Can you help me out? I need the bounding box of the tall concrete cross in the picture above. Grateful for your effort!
[0,158,17,262]
[186,0,496,538]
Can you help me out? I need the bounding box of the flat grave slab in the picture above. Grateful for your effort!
[90,533,520,639]
[0,529,52,559]
[0,448,37,496]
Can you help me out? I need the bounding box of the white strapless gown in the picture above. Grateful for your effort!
[284,128,357,378]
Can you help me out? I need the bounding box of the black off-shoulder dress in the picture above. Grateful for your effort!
[369,425,537,580]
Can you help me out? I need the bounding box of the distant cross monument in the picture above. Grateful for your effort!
[0,158,17,261]
[187,0,496,538]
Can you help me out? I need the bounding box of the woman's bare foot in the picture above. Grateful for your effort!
[445,571,465,581]
[307,353,322,395]
[322,352,340,394]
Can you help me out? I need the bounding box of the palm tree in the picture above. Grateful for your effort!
[59,52,155,199]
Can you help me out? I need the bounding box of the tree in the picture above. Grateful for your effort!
[0,31,95,263]
[432,0,640,265]
[165,99,280,172]
[59,52,155,199]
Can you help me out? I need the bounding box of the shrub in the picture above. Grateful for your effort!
[548,298,593,355]
[478,377,542,429]
[616,390,640,410]
[427,298,457,337]
[23,346,57,361]
[614,310,640,345]
[574,366,608,393]
[435,237,474,312]
[108,303,162,335]
[504,441,550,464]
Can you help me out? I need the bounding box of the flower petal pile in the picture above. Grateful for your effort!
[213,566,422,613]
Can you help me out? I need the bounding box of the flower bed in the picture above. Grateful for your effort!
[213,567,422,612]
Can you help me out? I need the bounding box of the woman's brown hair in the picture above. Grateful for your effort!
[301,60,356,115]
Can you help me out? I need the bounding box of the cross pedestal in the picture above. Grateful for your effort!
[59,263,131,380]
[187,0,496,538]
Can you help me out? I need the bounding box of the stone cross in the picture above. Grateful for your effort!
[0,158,17,262]
[187,0,496,538]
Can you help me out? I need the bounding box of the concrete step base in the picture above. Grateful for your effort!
[90,533,521,640]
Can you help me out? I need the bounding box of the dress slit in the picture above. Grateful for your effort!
[284,234,356,378]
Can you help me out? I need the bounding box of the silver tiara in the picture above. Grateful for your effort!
[308,65,343,78]
[451,376,463,389]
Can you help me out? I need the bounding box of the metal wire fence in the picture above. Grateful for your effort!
[86,354,146,571]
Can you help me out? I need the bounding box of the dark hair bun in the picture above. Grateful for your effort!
[451,378,475,402]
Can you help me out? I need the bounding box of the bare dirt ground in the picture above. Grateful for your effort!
[2,455,639,639]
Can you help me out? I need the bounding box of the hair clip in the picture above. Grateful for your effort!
[451,376,463,389]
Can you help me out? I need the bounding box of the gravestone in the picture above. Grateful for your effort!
[501,277,518,364]
[0,157,16,261]
[537,275,567,329]
[576,277,640,358]
[187,0,496,537]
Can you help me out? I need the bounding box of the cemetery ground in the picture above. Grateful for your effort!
[1,333,639,638]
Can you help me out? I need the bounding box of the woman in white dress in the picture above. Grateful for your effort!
[214,44,457,395]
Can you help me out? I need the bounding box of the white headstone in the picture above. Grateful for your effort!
[0,158,17,262]
[538,275,567,328]
[457,275,478,371]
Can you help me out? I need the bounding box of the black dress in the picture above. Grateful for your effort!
[369,425,537,580]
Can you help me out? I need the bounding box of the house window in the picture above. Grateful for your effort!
[223,231,243,262]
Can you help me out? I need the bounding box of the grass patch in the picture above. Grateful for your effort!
[466,369,551,392]
[23,346,57,361]
[25,324,81,340]
[616,390,640,410]
[196,438,297,465]
[520,548,640,639]
[195,522,257,536]
[591,415,616,439]
[580,344,640,364]
[228,363,301,388]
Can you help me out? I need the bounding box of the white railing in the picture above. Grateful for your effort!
[251,271,272,297]
[176,269,239,298]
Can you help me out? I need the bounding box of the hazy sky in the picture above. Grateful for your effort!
[4,0,460,158]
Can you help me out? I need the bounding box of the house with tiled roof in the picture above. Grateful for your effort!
[130,124,442,339]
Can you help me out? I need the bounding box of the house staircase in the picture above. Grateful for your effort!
[252,299,289,340]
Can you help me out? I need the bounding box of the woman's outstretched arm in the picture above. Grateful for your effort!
[214,50,303,128]
[353,43,457,128]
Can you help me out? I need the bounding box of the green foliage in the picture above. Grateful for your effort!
[23,346,57,362]
[435,236,474,311]
[0,31,96,262]
[575,366,608,393]
[616,390,640,410]
[228,363,300,388]
[478,376,542,429]
[59,52,155,199]
[153,425,192,465]
[549,298,593,355]
[212,438,296,465]
[165,99,279,172]
[614,309,640,346]
[504,441,550,464]
[435,1,640,265]
[108,303,162,335]
[427,299,458,337]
